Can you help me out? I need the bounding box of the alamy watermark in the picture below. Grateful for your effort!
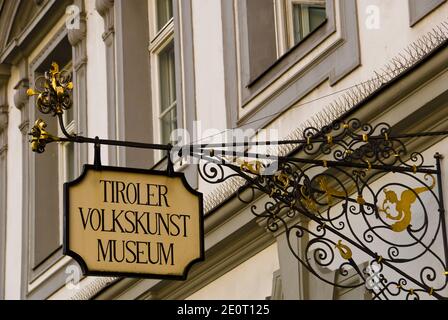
[65,5,81,30]
[169,121,280,175]
[365,5,381,30]
[365,261,382,291]
[65,265,81,290]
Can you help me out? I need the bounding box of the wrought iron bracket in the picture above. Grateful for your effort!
[28,63,448,300]
[186,119,448,300]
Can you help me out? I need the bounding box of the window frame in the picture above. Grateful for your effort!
[275,0,327,57]
[0,92,8,300]
[222,0,364,132]
[23,26,82,299]
[58,61,76,242]
[149,0,177,161]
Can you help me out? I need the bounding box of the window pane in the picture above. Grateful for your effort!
[161,106,177,145]
[157,0,173,31]
[66,105,74,123]
[292,1,326,45]
[292,4,303,44]
[159,42,176,112]
[66,142,75,181]
[308,6,326,31]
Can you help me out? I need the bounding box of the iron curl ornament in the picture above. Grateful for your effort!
[186,119,448,300]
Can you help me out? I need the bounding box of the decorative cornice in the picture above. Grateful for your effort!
[68,10,88,71]
[0,145,7,157]
[95,0,114,40]
[0,76,9,135]
[1,0,71,65]
[13,79,29,111]
[18,119,29,134]
[67,14,87,48]
[29,23,67,71]
[95,0,114,17]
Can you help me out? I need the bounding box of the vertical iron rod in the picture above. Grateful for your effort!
[94,136,102,169]
[435,153,448,273]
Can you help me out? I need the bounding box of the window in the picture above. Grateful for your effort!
[31,35,76,275]
[158,42,177,145]
[150,0,177,156]
[275,0,327,55]
[157,0,173,31]
[59,61,76,183]
[290,1,326,44]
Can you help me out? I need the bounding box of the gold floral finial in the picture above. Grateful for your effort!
[29,119,60,153]
[27,62,73,116]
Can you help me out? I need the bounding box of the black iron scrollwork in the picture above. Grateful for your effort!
[191,119,448,300]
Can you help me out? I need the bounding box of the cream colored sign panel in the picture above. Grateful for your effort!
[64,165,204,279]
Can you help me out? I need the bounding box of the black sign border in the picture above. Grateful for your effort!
[63,164,205,281]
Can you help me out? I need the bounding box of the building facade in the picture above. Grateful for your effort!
[0,0,447,300]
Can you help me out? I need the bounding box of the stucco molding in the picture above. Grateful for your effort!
[14,59,30,131]
[67,16,87,49]
[0,1,19,55]
[0,67,10,137]
[0,0,71,65]
[13,79,29,112]
[95,0,114,17]
[0,105,7,134]
[408,0,447,27]
[0,83,8,134]
[68,0,88,169]
[0,144,7,157]
[0,112,6,300]
[29,23,68,73]
[96,0,117,165]
[67,0,87,69]
[95,0,115,41]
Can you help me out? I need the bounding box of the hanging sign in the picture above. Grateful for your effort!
[63,165,204,280]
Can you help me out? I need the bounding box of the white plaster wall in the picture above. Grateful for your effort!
[85,0,109,165]
[191,0,229,193]
[4,67,22,300]
[186,243,279,300]
[191,0,227,134]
